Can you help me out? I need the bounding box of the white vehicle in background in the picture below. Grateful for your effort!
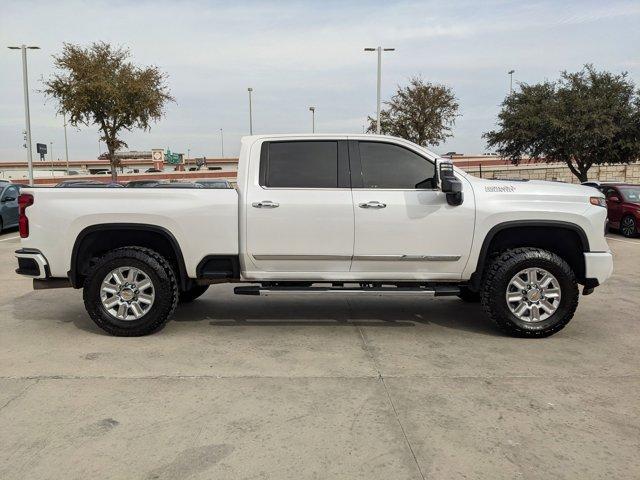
[15,134,612,337]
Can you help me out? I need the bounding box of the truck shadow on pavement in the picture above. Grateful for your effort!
[10,289,501,337]
[173,296,501,337]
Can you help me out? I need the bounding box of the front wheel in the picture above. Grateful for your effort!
[620,215,637,238]
[83,247,179,336]
[481,248,579,338]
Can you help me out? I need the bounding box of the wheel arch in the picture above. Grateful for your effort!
[470,220,590,290]
[69,223,189,290]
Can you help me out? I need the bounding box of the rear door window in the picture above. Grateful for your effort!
[261,141,339,188]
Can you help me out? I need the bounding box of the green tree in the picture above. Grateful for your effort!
[484,65,640,182]
[44,42,174,181]
[367,77,459,146]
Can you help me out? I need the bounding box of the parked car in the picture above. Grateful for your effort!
[195,179,232,189]
[153,182,203,189]
[15,134,613,338]
[145,168,162,173]
[125,180,165,188]
[0,183,20,233]
[56,180,123,188]
[600,183,640,237]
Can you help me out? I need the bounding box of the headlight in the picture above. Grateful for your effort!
[590,196,606,208]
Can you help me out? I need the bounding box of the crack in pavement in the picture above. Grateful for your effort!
[347,298,427,480]
[0,379,39,412]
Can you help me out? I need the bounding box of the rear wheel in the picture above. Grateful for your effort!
[83,247,178,336]
[620,215,637,238]
[481,248,579,338]
[179,284,209,303]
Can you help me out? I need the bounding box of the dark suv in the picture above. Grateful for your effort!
[600,183,640,237]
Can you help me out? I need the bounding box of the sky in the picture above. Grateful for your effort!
[1,0,639,161]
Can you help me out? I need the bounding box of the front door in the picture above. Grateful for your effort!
[245,140,354,276]
[350,140,475,280]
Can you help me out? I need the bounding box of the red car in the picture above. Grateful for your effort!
[600,183,640,237]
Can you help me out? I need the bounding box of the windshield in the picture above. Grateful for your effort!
[619,186,640,203]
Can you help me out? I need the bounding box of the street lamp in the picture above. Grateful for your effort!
[8,44,40,186]
[63,112,70,175]
[309,106,316,133]
[508,70,515,94]
[364,46,395,134]
[247,88,253,135]
[220,128,224,157]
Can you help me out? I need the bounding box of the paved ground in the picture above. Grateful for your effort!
[1,227,639,479]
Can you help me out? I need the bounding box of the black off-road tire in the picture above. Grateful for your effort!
[480,248,579,338]
[457,286,481,303]
[620,215,637,238]
[179,284,209,303]
[83,247,179,336]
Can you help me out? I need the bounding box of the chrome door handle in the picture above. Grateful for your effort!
[252,200,279,208]
[358,201,386,209]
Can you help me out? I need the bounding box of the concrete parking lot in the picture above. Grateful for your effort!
[0,227,639,480]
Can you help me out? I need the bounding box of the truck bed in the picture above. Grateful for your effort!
[20,187,239,278]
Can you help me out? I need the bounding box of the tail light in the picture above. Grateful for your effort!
[18,193,34,238]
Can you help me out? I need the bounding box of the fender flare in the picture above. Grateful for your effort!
[68,223,188,289]
[469,220,590,290]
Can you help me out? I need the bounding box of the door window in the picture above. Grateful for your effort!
[358,142,436,189]
[1,186,18,202]
[260,141,339,188]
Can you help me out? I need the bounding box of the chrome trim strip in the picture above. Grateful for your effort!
[353,255,461,262]
[252,254,461,261]
[252,254,351,261]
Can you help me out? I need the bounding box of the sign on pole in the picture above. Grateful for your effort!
[36,142,47,161]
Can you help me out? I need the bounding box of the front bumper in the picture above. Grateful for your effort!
[584,252,613,285]
[15,248,50,279]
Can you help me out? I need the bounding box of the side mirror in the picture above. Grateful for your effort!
[1,196,15,203]
[438,161,463,206]
[608,196,621,203]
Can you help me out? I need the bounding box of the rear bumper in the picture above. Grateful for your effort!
[584,252,613,285]
[15,248,50,279]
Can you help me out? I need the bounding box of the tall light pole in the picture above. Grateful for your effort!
[8,45,40,186]
[309,106,316,133]
[364,46,394,134]
[63,112,70,175]
[220,128,224,157]
[50,141,54,176]
[508,70,515,94]
[247,87,253,135]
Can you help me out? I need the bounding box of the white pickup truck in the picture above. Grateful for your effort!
[15,134,613,337]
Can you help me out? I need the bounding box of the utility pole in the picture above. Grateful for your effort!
[364,46,395,134]
[309,106,316,133]
[8,44,40,186]
[508,70,515,94]
[63,112,69,175]
[50,141,54,176]
[220,128,224,157]
[248,88,253,135]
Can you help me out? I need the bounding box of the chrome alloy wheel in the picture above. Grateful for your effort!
[505,267,561,322]
[100,266,155,321]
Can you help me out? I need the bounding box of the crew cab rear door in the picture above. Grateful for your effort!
[244,139,354,275]
[349,139,475,280]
